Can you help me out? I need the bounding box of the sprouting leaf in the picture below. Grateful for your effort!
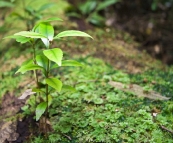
[3,35,30,44]
[38,22,54,47]
[62,85,76,92]
[45,78,62,92]
[36,54,48,69]
[32,88,45,94]
[0,1,14,8]
[43,48,63,66]
[21,105,29,111]
[32,23,40,32]
[39,22,54,40]
[48,95,52,106]
[51,60,83,69]
[41,38,50,48]
[18,89,36,99]
[32,17,63,32]
[16,63,43,74]
[3,35,16,39]
[25,6,34,14]
[96,0,119,11]
[16,36,31,43]
[79,1,97,15]
[62,60,83,66]
[36,102,47,121]
[38,3,55,12]
[14,31,46,39]
[87,12,105,26]
[41,17,63,22]
[21,59,33,66]
[93,98,103,104]
[54,30,93,39]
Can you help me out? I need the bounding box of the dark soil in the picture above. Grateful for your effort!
[0,93,37,143]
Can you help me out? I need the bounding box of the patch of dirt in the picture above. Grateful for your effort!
[0,93,37,143]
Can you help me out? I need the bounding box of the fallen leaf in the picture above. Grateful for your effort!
[18,89,36,99]
[108,81,170,100]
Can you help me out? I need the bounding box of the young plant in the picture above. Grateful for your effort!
[66,0,120,26]
[4,17,93,134]
[11,0,55,30]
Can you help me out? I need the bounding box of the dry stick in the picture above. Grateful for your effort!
[73,79,101,85]
[62,134,72,140]
[160,125,173,135]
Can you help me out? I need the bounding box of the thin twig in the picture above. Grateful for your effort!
[74,79,102,85]
[160,125,173,135]
[63,134,72,140]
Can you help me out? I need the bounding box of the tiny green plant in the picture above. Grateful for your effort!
[4,17,93,135]
[11,0,55,30]
[66,0,120,26]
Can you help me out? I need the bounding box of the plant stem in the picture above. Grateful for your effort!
[45,59,50,114]
[32,42,39,108]
[32,42,39,87]
[45,45,50,137]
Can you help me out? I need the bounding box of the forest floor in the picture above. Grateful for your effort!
[0,24,172,142]
[0,0,173,142]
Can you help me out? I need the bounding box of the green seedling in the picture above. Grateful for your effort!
[66,0,120,26]
[4,17,93,135]
[10,0,55,30]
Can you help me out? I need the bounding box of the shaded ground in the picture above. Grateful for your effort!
[0,4,172,141]
[67,0,173,65]
[0,93,36,143]
[55,26,165,74]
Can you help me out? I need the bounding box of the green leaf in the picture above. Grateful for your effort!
[54,30,93,39]
[32,88,45,94]
[3,35,17,39]
[39,22,54,40]
[14,31,46,39]
[38,22,54,47]
[42,17,63,23]
[79,1,97,15]
[51,60,83,69]
[36,102,47,121]
[96,0,119,11]
[38,3,54,12]
[3,35,30,44]
[66,12,81,18]
[25,6,34,14]
[151,2,157,11]
[21,59,33,66]
[43,48,63,66]
[62,85,76,92]
[16,36,30,43]
[48,95,52,106]
[32,23,40,32]
[21,105,29,111]
[62,60,83,67]
[0,1,14,8]
[36,54,48,69]
[93,98,103,104]
[88,12,105,26]
[16,63,43,74]
[32,17,63,32]
[45,78,62,92]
